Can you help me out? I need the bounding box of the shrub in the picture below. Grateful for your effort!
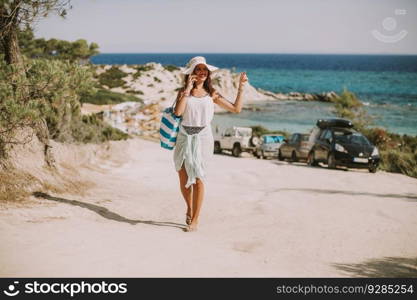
[80,89,142,104]
[0,61,42,154]
[97,66,127,88]
[126,89,144,95]
[163,64,180,72]
[153,76,162,83]
[212,77,222,88]
[0,58,131,155]
[379,149,417,178]
[330,88,374,132]
[70,114,129,143]
[250,125,289,138]
[133,64,154,79]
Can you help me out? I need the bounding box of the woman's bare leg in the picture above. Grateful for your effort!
[189,178,204,230]
[178,165,193,222]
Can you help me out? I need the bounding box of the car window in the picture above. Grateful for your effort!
[263,135,284,144]
[319,130,327,140]
[301,135,309,141]
[324,130,333,142]
[236,129,251,137]
[335,131,371,145]
[291,133,298,143]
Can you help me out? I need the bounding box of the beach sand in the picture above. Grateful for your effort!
[1,137,417,277]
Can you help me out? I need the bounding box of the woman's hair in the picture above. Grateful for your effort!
[183,68,215,96]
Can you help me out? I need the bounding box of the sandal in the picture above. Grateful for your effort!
[184,224,198,232]
[186,215,192,225]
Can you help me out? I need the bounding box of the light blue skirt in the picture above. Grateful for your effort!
[173,123,214,188]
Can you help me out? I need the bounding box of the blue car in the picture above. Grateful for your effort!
[254,134,285,159]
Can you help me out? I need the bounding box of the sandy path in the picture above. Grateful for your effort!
[1,138,417,277]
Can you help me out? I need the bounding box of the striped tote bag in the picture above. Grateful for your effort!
[159,106,182,150]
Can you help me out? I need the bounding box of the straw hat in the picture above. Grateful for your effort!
[181,56,218,74]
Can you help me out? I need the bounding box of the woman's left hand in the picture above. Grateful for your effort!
[239,72,248,87]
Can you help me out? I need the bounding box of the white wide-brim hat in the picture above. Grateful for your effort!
[181,56,218,74]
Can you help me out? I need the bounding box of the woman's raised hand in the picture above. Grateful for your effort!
[239,72,248,88]
[185,75,197,92]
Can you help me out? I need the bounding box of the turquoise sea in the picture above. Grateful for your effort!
[92,53,417,136]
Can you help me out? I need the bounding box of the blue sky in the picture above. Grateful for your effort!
[34,0,417,54]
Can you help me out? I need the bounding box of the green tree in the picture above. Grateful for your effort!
[330,88,374,132]
[0,0,71,67]
[10,27,100,62]
[0,1,72,166]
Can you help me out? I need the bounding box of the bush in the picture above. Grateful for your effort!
[133,64,154,79]
[379,149,417,178]
[250,125,289,138]
[331,88,374,132]
[22,59,97,142]
[163,64,179,72]
[126,89,144,95]
[97,66,127,88]
[70,114,129,143]
[80,89,142,104]
[0,58,131,153]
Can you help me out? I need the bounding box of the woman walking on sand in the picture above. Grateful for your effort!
[173,56,248,232]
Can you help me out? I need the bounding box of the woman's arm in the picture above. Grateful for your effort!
[173,75,196,116]
[213,72,248,114]
[173,88,188,117]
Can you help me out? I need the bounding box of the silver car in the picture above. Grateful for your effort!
[254,134,285,159]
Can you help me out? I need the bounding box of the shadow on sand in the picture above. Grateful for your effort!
[333,256,417,277]
[33,192,186,230]
[267,188,417,202]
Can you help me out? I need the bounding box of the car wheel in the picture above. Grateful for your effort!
[214,141,222,154]
[327,152,336,169]
[307,152,318,166]
[278,149,284,161]
[250,136,260,147]
[232,144,242,157]
[368,164,377,173]
[261,151,265,159]
[291,151,298,162]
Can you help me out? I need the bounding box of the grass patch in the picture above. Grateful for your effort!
[73,114,130,143]
[0,170,39,203]
[163,64,180,72]
[126,89,144,95]
[379,149,417,178]
[80,89,142,105]
[250,125,290,138]
[97,66,127,88]
[133,64,155,79]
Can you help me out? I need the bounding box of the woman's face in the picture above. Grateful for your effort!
[192,64,209,82]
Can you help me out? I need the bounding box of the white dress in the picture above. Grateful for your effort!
[173,94,214,188]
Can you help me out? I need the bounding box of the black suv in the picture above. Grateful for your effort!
[307,119,380,173]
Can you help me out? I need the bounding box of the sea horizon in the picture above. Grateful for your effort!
[91,53,417,136]
[96,52,417,56]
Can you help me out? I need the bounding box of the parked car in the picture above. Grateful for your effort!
[278,133,311,162]
[306,118,380,173]
[254,134,285,159]
[213,126,258,157]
